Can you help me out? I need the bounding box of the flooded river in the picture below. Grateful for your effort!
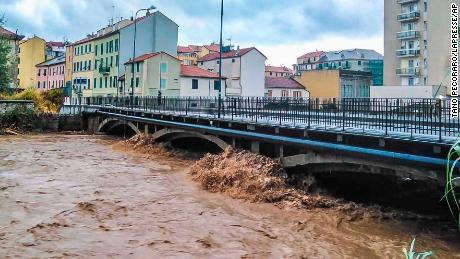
[1,134,460,258]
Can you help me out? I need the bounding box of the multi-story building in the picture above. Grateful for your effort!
[45,41,65,60]
[64,44,74,88]
[124,52,181,97]
[265,65,293,78]
[293,51,325,73]
[295,69,371,99]
[177,46,197,65]
[119,11,178,80]
[93,31,121,97]
[384,0,458,87]
[71,36,95,98]
[265,77,309,98]
[198,47,267,97]
[0,27,24,88]
[35,55,65,91]
[18,36,46,89]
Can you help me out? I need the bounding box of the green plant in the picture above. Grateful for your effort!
[403,238,433,259]
[443,138,460,229]
[0,107,34,129]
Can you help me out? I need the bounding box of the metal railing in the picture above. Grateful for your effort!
[397,11,420,21]
[396,30,420,39]
[396,67,421,76]
[78,96,460,142]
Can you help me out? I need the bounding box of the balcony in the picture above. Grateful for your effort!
[396,48,420,57]
[396,30,420,40]
[396,67,421,76]
[397,0,419,4]
[99,66,110,75]
[397,11,420,22]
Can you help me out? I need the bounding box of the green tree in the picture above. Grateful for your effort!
[0,15,12,93]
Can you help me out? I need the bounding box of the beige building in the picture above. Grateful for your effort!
[384,0,458,87]
[124,52,181,97]
[265,65,293,78]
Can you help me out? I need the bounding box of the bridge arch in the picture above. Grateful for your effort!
[97,118,142,135]
[151,128,229,151]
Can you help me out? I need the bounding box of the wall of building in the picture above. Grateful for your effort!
[199,56,242,96]
[64,45,73,88]
[295,70,340,98]
[265,88,309,98]
[93,33,120,97]
[36,62,65,91]
[180,77,220,97]
[72,40,95,98]
[371,85,447,98]
[241,50,266,97]
[18,37,46,89]
[119,12,178,76]
[383,0,401,86]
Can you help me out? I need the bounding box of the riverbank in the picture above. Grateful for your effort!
[1,134,459,258]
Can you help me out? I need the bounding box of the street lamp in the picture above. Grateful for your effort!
[131,5,156,110]
[218,0,224,118]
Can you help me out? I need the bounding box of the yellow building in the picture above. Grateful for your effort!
[71,36,95,98]
[92,32,120,97]
[18,36,46,89]
[64,45,73,88]
[295,69,372,98]
[125,52,181,97]
[177,44,220,65]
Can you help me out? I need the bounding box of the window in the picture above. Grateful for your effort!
[358,61,362,66]
[116,55,119,66]
[88,60,91,70]
[135,77,140,87]
[192,79,198,89]
[113,76,117,87]
[214,80,220,91]
[408,77,414,86]
[232,59,235,63]
[44,81,46,89]
[100,43,104,55]
[105,77,108,88]
[94,78,97,89]
[89,44,92,53]
[95,45,98,56]
[160,62,167,73]
[110,76,113,88]
[267,90,272,97]
[136,63,140,72]
[37,81,40,88]
[84,61,87,70]
[217,61,220,64]
[109,40,113,53]
[115,39,119,51]
[281,90,289,97]
[270,72,273,76]
[85,45,88,53]
[88,79,91,89]
[44,69,47,76]
[99,77,103,88]
[160,79,166,89]
[293,91,302,98]
[110,56,113,67]
[38,69,41,76]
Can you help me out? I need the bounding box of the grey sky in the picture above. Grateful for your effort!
[0,0,384,66]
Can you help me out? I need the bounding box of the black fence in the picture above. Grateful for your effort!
[77,96,460,141]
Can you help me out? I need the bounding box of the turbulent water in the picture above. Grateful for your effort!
[0,134,460,258]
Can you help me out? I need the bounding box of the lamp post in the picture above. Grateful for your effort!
[218,0,224,118]
[131,5,156,110]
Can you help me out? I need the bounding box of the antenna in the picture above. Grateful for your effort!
[226,37,232,48]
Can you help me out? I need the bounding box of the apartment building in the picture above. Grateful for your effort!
[71,36,95,98]
[35,55,65,91]
[177,46,197,65]
[18,36,46,89]
[384,0,458,87]
[198,47,267,97]
[265,65,293,78]
[293,51,325,73]
[92,32,121,97]
[265,77,309,98]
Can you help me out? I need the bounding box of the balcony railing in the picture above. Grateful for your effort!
[397,0,419,4]
[396,49,421,57]
[99,66,111,75]
[396,67,421,76]
[396,30,420,39]
[397,11,420,21]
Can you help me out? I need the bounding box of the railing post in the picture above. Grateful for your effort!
[385,98,389,136]
[342,98,345,131]
[438,99,442,142]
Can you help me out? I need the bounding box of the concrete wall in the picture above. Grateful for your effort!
[0,100,34,114]
[241,49,266,97]
[295,70,340,98]
[370,85,447,98]
[119,12,178,76]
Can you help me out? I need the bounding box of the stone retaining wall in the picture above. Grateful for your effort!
[0,100,34,114]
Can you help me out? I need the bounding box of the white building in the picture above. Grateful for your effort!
[180,65,221,97]
[198,47,267,97]
[265,77,309,98]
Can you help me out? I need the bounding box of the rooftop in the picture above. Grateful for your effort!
[297,51,325,60]
[177,46,194,53]
[265,77,305,90]
[320,49,383,62]
[180,65,221,79]
[125,51,180,64]
[265,65,293,74]
[36,55,66,67]
[0,27,24,40]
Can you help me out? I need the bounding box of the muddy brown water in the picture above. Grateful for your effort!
[0,134,459,258]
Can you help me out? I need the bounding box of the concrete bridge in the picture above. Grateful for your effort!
[71,96,460,187]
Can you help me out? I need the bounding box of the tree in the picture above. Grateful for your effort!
[0,15,12,93]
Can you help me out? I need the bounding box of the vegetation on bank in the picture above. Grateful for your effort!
[0,88,65,114]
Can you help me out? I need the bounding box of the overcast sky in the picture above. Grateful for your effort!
[0,0,384,66]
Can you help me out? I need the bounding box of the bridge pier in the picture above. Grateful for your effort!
[87,116,100,134]
[275,144,284,158]
[251,141,260,154]
[144,124,149,136]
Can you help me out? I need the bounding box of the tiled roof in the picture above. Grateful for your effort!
[298,51,325,60]
[265,77,305,90]
[0,27,24,40]
[47,41,65,47]
[204,44,220,52]
[177,46,194,53]
[188,45,202,52]
[125,51,180,64]
[36,55,65,67]
[198,47,265,62]
[180,65,220,79]
[265,65,293,73]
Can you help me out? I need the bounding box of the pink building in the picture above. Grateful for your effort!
[35,55,65,91]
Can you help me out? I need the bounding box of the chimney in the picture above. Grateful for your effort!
[130,16,134,21]
[236,46,240,56]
